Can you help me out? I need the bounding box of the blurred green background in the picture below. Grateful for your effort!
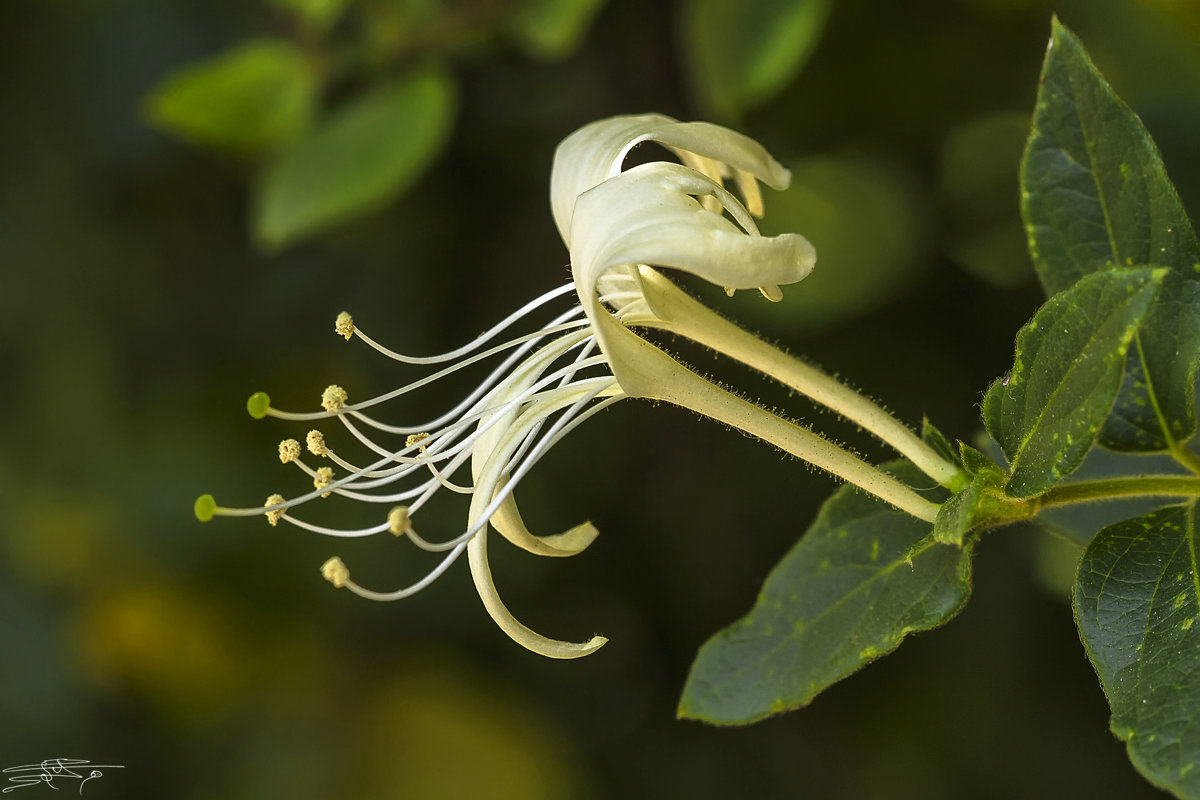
[3,0,1199,797]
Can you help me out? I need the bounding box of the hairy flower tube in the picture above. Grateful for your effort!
[196,114,958,659]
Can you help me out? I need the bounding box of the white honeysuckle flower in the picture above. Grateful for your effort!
[196,114,943,660]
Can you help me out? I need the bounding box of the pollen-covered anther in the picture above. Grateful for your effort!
[314,466,335,497]
[278,438,301,464]
[387,506,411,537]
[406,432,430,449]
[265,493,286,526]
[306,429,328,457]
[335,311,355,341]
[321,384,348,413]
[320,556,349,589]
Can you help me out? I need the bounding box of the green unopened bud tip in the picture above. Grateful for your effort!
[247,391,271,419]
[194,494,216,522]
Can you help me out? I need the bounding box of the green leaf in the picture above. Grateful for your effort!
[959,442,1006,485]
[982,268,1163,497]
[931,477,983,547]
[1021,18,1200,452]
[1075,502,1200,799]
[678,462,970,725]
[255,66,456,248]
[920,417,957,468]
[508,0,608,60]
[678,0,831,121]
[143,39,319,153]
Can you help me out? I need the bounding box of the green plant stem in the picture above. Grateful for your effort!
[1031,475,1200,511]
[637,269,966,490]
[965,475,1200,532]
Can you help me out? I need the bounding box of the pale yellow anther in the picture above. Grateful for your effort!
[265,493,286,526]
[335,311,355,341]
[387,506,411,536]
[306,429,328,457]
[320,556,349,588]
[314,466,335,497]
[406,432,430,449]
[278,438,301,464]
[321,384,348,413]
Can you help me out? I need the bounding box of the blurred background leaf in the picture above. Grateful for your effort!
[254,64,456,248]
[939,111,1030,287]
[749,151,927,332]
[144,38,320,153]
[508,0,610,59]
[678,0,833,121]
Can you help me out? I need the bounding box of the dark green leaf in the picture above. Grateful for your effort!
[920,418,958,468]
[1075,502,1200,799]
[678,463,969,725]
[982,268,1163,497]
[1021,18,1200,451]
[678,0,831,120]
[1103,274,1200,452]
[143,39,318,153]
[255,66,456,249]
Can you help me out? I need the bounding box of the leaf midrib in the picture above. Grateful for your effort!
[1067,57,1179,454]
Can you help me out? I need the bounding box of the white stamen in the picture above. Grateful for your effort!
[351,283,577,364]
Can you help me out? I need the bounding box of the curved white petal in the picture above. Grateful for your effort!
[550,114,793,244]
[490,491,600,557]
[467,528,607,659]
[570,162,815,321]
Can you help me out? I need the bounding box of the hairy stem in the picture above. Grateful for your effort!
[606,325,941,523]
[1032,475,1200,511]
[637,269,965,490]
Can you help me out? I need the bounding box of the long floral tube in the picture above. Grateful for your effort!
[633,268,964,489]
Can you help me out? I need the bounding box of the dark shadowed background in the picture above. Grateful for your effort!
[2,0,1199,797]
